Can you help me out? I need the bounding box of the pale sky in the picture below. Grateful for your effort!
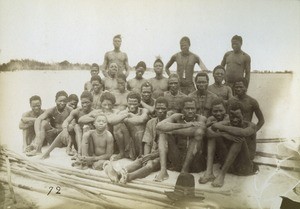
[0,0,299,71]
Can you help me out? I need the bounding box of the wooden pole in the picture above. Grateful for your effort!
[5,155,17,203]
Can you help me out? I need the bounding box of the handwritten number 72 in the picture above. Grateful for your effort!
[47,186,61,195]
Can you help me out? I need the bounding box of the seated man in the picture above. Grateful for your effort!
[84,63,100,91]
[113,74,129,111]
[148,58,168,99]
[90,75,104,109]
[203,101,257,187]
[104,97,168,184]
[19,95,44,152]
[155,97,206,181]
[103,62,118,92]
[127,61,147,93]
[41,91,94,159]
[26,91,72,156]
[140,81,156,115]
[78,115,114,170]
[67,94,79,109]
[113,91,150,160]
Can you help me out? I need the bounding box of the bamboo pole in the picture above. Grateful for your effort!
[5,155,17,203]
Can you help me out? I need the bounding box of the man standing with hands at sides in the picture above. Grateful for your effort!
[221,35,251,90]
[165,36,208,95]
[102,35,130,78]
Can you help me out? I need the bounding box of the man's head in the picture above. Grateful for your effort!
[29,95,42,115]
[153,58,164,76]
[212,65,225,85]
[155,97,168,120]
[180,36,190,54]
[211,98,226,121]
[90,63,100,77]
[135,61,146,79]
[55,91,68,111]
[80,91,93,112]
[181,97,197,121]
[228,101,244,127]
[117,74,127,93]
[195,72,209,92]
[108,62,118,78]
[168,74,180,95]
[231,35,243,52]
[90,75,103,93]
[113,34,122,50]
[234,78,248,97]
[141,82,153,103]
[127,91,141,113]
[94,114,108,131]
[68,94,79,109]
[100,92,116,112]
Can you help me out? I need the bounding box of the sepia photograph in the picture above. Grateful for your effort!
[0,0,299,208]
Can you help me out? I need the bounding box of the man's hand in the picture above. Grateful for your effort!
[220,132,245,143]
[78,156,94,163]
[60,129,70,141]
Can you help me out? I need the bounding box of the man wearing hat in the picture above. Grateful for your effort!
[165,36,208,95]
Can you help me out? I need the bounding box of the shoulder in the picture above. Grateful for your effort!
[207,90,218,98]
[241,51,251,59]
[246,95,259,106]
[190,52,200,59]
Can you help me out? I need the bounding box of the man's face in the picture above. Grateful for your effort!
[213,69,225,84]
[211,104,226,121]
[154,62,163,75]
[94,116,107,131]
[90,67,99,77]
[91,80,102,93]
[229,109,243,127]
[101,99,113,112]
[127,98,139,113]
[108,63,118,78]
[155,103,167,120]
[231,40,242,52]
[195,76,208,91]
[168,77,179,94]
[56,96,68,111]
[113,37,122,49]
[30,100,42,115]
[117,79,126,92]
[234,82,247,97]
[182,101,196,120]
[180,41,190,53]
[141,86,152,103]
[136,67,145,79]
[81,98,92,112]
[68,100,78,109]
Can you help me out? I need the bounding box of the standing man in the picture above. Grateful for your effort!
[221,35,251,90]
[102,35,130,78]
[165,36,208,95]
[189,72,218,118]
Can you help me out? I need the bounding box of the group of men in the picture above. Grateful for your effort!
[19,34,264,187]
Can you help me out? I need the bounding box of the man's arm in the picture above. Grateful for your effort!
[220,52,228,67]
[19,112,35,129]
[212,121,256,137]
[244,55,251,86]
[106,112,128,125]
[33,108,54,138]
[254,103,264,131]
[142,121,153,155]
[102,53,109,77]
[124,54,130,78]
[81,131,92,156]
[196,55,209,72]
[60,109,78,139]
[140,101,155,114]
[165,55,176,76]
[125,108,150,125]
[156,114,192,132]
[78,110,99,125]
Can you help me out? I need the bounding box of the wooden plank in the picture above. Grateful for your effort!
[254,156,300,172]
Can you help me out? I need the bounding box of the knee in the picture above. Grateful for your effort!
[41,120,49,129]
[145,160,154,170]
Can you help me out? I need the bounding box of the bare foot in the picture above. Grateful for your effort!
[110,153,124,161]
[154,170,169,182]
[211,174,225,187]
[119,168,128,184]
[26,149,42,157]
[66,147,76,156]
[25,144,36,153]
[103,161,120,183]
[198,172,215,184]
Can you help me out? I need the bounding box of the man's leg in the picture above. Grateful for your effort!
[154,133,169,182]
[36,120,51,153]
[112,123,132,160]
[126,158,160,182]
[92,159,106,170]
[212,142,242,187]
[74,124,83,155]
[41,132,65,159]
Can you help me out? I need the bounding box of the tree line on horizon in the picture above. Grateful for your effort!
[0,59,292,74]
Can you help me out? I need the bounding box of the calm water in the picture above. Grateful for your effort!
[0,70,298,151]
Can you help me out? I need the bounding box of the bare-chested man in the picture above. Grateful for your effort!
[189,72,218,117]
[19,95,45,152]
[163,74,187,114]
[155,97,206,181]
[208,65,233,104]
[41,91,94,159]
[140,82,156,115]
[102,35,130,78]
[127,61,147,93]
[148,58,168,99]
[104,97,168,184]
[79,115,114,170]
[84,63,100,91]
[26,91,72,156]
[90,75,104,109]
[113,74,129,111]
[221,35,251,90]
[165,36,208,95]
[103,62,118,92]
[201,101,257,187]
